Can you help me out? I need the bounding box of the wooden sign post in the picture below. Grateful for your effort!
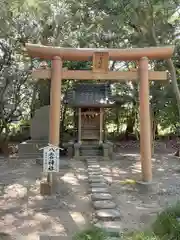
[40,144,60,195]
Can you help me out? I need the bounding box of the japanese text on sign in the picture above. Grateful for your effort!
[43,146,59,172]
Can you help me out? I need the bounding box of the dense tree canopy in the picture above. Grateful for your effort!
[0,0,180,141]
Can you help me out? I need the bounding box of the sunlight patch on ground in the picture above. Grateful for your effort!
[76,174,88,180]
[157,167,165,172]
[101,167,111,173]
[119,179,136,185]
[4,184,27,199]
[49,219,66,234]
[131,162,141,173]
[69,211,86,229]
[61,173,80,186]
[119,170,128,174]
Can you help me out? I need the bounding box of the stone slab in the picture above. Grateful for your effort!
[90,183,107,188]
[30,105,50,140]
[96,209,121,220]
[86,160,98,163]
[88,173,103,178]
[93,200,116,209]
[88,172,102,177]
[88,177,105,183]
[88,169,102,172]
[40,237,70,240]
[88,168,101,173]
[91,193,113,201]
[88,164,100,167]
[94,221,122,234]
[88,167,101,170]
[91,188,109,193]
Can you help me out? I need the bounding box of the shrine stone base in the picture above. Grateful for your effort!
[18,139,48,158]
[66,141,115,160]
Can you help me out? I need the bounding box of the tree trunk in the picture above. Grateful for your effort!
[150,107,156,155]
[115,107,120,134]
[30,83,38,118]
[60,104,67,147]
[167,59,180,117]
[125,115,135,140]
[166,59,180,156]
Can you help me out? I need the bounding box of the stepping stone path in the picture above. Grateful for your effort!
[91,187,109,193]
[93,200,116,209]
[89,177,105,183]
[96,209,121,220]
[94,221,122,234]
[91,193,113,201]
[90,183,107,188]
[86,158,121,236]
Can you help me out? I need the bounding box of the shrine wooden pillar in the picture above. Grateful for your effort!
[99,108,103,144]
[49,56,62,146]
[139,57,152,182]
[78,108,81,143]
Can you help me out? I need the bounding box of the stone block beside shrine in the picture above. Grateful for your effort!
[18,106,50,158]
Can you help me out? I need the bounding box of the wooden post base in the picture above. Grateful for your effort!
[40,181,52,195]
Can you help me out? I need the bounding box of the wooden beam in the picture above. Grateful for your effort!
[25,43,175,61]
[32,69,168,81]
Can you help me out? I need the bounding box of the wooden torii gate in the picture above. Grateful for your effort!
[25,43,174,190]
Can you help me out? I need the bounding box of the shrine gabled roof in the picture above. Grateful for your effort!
[63,83,116,107]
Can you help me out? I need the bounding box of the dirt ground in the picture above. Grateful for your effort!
[0,157,91,239]
[100,153,180,232]
[0,142,180,239]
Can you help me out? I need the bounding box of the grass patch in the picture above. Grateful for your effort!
[73,226,107,240]
[125,231,160,240]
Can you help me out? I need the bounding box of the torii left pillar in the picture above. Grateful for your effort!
[40,56,62,195]
[139,57,152,183]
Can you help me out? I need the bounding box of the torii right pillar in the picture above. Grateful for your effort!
[139,57,152,182]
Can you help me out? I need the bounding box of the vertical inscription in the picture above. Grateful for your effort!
[93,52,109,73]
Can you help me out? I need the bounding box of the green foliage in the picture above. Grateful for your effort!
[152,202,180,239]
[73,226,107,240]
[125,231,160,240]
[0,0,180,139]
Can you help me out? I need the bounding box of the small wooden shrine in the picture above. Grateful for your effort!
[64,83,115,144]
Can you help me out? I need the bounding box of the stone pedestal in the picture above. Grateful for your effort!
[103,143,109,160]
[40,181,52,195]
[102,142,115,160]
[74,142,81,160]
[107,141,114,159]
[66,141,74,158]
[136,181,156,193]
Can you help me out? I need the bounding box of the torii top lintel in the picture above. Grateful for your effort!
[25,43,175,61]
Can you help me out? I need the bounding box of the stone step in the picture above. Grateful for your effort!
[94,221,122,236]
[81,150,100,154]
[91,193,113,201]
[80,144,100,148]
[40,236,70,240]
[96,209,121,221]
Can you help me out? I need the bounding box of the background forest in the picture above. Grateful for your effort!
[0,0,180,146]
